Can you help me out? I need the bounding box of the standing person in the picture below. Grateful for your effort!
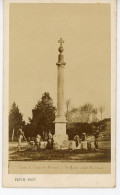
[81,133,86,141]
[19,128,27,141]
[35,134,42,149]
[74,135,80,147]
[17,128,26,151]
[94,129,99,149]
[18,134,23,151]
[47,133,53,149]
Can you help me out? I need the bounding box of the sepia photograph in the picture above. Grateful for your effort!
[3,0,116,187]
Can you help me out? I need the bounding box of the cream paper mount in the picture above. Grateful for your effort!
[3,0,116,188]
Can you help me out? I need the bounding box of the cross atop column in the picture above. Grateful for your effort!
[58,38,64,46]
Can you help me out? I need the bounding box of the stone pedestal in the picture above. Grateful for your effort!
[87,141,95,150]
[40,141,47,149]
[81,141,87,150]
[69,141,76,150]
[53,134,68,150]
[91,142,95,150]
[53,118,68,150]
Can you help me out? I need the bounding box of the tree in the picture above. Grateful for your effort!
[9,102,25,141]
[67,107,81,123]
[29,92,56,140]
[91,108,98,122]
[67,103,98,123]
[99,106,105,120]
[67,122,93,140]
[23,122,33,139]
[80,103,94,123]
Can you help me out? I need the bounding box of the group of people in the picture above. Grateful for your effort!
[17,128,99,151]
[27,133,54,150]
[74,130,100,150]
[34,133,53,150]
[17,127,54,151]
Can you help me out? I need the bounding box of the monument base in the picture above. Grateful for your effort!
[53,118,69,150]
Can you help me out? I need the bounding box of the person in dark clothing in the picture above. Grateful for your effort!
[94,130,99,149]
[47,133,53,149]
[74,135,80,147]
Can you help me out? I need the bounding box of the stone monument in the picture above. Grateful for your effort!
[53,38,68,150]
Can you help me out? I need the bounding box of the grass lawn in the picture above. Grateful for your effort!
[9,147,111,162]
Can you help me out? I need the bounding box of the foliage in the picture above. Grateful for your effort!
[66,118,110,140]
[23,123,33,139]
[9,98,108,142]
[68,103,98,123]
[25,92,56,140]
[80,103,94,122]
[9,102,25,141]
[66,122,94,140]
[99,106,105,120]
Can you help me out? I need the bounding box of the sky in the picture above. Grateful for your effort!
[9,3,111,122]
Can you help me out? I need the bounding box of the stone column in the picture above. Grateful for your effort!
[53,38,68,150]
[57,64,65,118]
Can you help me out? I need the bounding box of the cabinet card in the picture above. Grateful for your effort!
[3,0,116,188]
